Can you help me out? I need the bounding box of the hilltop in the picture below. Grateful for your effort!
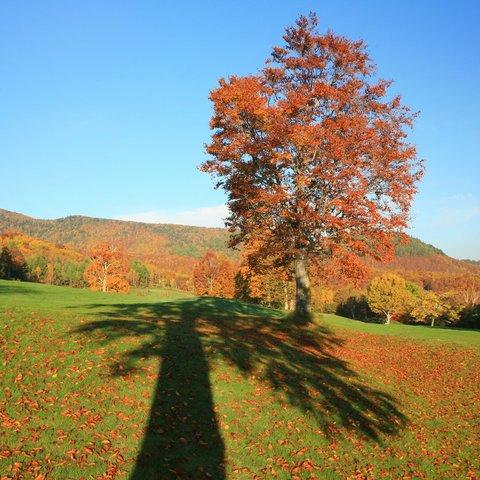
[0,208,232,260]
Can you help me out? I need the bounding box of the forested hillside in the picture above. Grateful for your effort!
[0,208,460,263]
[2,208,480,281]
[1,207,479,309]
[0,208,234,259]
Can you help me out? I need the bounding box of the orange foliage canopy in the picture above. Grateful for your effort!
[311,246,370,289]
[202,13,423,314]
[84,242,130,292]
[193,250,235,298]
[0,230,83,263]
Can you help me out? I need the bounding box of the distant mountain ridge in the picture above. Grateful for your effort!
[393,236,444,257]
[0,208,233,261]
[0,208,475,275]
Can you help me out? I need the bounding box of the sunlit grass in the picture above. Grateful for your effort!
[1,280,479,479]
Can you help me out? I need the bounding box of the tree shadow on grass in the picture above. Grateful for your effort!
[73,297,408,479]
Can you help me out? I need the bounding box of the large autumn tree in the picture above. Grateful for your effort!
[202,13,423,316]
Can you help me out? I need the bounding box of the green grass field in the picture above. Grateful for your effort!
[1,280,479,479]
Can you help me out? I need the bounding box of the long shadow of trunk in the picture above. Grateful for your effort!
[74,297,408,477]
[129,310,225,480]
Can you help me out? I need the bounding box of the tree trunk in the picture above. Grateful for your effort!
[101,263,108,292]
[430,318,435,327]
[284,284,289,311]
[385,312,391,325]
[294,253,311,317]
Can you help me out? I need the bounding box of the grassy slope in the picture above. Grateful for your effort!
[1,280,479,480]
[320,313,480,347]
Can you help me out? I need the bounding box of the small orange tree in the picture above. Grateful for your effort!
[0,246,27,280]
[238,266,294,310]
[457,274,480,307]
[84,242,130,292]
[235,236,294,309]
[202,13,423,316]
[193,251,235,298]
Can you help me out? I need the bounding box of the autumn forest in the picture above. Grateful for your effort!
[1,207,479,329]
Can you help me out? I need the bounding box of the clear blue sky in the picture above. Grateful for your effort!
[1,1,479,259]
